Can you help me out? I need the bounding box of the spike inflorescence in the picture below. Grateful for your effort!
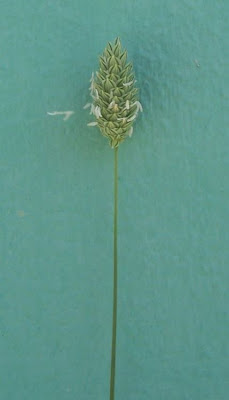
[84,37,143,148]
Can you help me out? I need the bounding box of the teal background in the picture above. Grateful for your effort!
[1,1,229,399]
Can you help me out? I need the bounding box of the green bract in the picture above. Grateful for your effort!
[84,37,143,148]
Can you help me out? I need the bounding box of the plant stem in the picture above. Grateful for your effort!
[110,146,118,400]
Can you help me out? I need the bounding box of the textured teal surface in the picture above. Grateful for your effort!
[1,1,229,399]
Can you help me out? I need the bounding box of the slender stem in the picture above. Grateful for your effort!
[110,146,118,400]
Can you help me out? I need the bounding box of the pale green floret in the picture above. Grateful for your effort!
[84,37,143,148]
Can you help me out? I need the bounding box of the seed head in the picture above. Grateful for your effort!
[84,37,143,148]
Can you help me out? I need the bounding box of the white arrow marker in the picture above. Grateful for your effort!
[47,111,75,121]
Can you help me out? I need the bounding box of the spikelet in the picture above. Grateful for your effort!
[84,37,143,148]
